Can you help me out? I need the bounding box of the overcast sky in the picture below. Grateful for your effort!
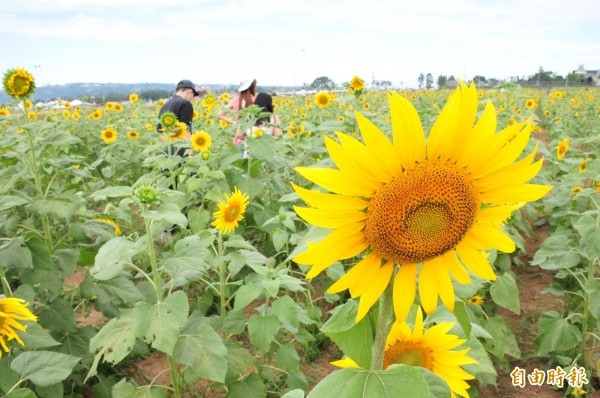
[2,0,599,89]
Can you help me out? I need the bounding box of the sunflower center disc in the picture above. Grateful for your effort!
[225,206,240,222]
[365,159,478,264]
[383,342,433,370]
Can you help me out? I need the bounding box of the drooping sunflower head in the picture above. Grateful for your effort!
[557,138,569,161]
[3,67,36,99]
[191,131,212,151]
[211,187,249,235]
[101,127,117,144]
[0,297,38,357]
[315,91,331,108]
[160,111,178,128]
[293,82,552,323]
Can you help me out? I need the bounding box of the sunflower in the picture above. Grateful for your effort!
[252,128,264,138]
[525,99,537,110]
[101,127,117,144]
[113,103,123,112]
[71,111,80,120]
[26,100,33,110]
[105,102,114,110]
[2,67,36,99]
[579,159,588,173]
[293,82,551,323]
[160,111,178,128]
[557,139,569,161]
[129,93,139,103]
[467,295,485,306]
[127,131,140,140]
[89,110,103,120]
[202,151,210,160]
[169,121,187,141]
[315,91,332,108]
[27,112,37,121]
[145,124,154,131]
[0,297,38,358]
[94,217,122,235]
[0,108,9,116]
[363,103,371,111]
[202,94,216,108]
[211,187,249,235]
[191,131,212,151]
[332,309,475,398]
[193,110,199,120]
[350,75,365,92]
[553,91,564,99]
[64,101,71,108]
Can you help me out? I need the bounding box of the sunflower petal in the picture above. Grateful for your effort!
[292,183,369,211]
[295,167,375,196]
[419,263,439,314]
[467,222,516,253]
[479,183,552,204]
[356,262,394,322]
[455,240,497,281]
[328,252,381,294]
[393,263,418,323]
[356,111,402,177]
[476,204,524,225]
[293,206,366,229]
[389,92,426,170]
[427,257,455,311]
[335,132,391,183]
[324,135,383,190]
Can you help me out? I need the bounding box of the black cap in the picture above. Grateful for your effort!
[176,80,200,96]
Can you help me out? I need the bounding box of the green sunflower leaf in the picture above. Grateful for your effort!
[307,366,430,398]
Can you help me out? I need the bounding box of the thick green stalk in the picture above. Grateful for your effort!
[167,355,181,398]
[370,281,394,371]
[217,233,227,319]
[144,217,162,302]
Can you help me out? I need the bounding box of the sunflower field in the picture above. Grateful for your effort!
[0,68,599,398]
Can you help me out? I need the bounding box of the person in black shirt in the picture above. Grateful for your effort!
[157,79,199,157]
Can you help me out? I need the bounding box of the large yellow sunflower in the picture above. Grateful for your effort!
[3,67,36,99]
[211,187,249,235]
[332,309,476,398]
[191,131,212,151]
[315,91,332,108]
[101,127,117,144]
[293,82,551,323]
[0,297,38,358]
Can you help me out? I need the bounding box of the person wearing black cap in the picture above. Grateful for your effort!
[157,79,199,156]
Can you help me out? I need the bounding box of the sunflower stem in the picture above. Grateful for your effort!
[167,354,182,398]
[144,216,162,303]
[0,266,13,296]
[217,233,227,319]
[370,280,394,371]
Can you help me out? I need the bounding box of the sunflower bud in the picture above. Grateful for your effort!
[134,183,160,206]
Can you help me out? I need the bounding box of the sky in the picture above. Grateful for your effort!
[1,0,600,89]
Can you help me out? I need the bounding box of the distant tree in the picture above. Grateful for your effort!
[418,73,425,89]
[310,76,335,90]
[381,80,392,89]
[426,73,434,89]
[141,89,171,101]
[437,75,448,89]
[473,75,487,86]
[566,72,581,85]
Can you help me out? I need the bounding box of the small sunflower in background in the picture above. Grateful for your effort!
[127,131,140,140]
[0,297,38,358]
[579,158,588,173]
[557,138,569,161]
[160,111,177,128]
[129,93,139,103]
[212,187,249,235]
[350,75,365,92]
[525,98,537,110]
[191,131,212,151]
[101,127,117,144]
[3,67,36,99]
[315,91,331,108]
[113,103,123,113]
[467,294,485,306]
